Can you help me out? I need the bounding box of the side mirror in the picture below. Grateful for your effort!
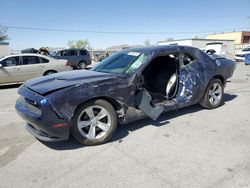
[0,63,3,68]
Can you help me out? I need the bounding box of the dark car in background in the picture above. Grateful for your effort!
[15,46,236,146]
[52,48,91,69]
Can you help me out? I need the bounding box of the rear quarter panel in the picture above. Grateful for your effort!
[46,59,72,73]
[176,47,218,107]
[214,58,236,81]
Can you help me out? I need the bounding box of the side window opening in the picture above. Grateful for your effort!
[180,53,196,67]
[80,50,87,56]
[61,51,66,56]
[67,50,78,56]
[40,57,49,63]
[1,57,19,67]
[22,56,40,65]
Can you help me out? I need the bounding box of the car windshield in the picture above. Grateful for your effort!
[91,51,148,74]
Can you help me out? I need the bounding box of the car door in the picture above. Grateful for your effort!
[0,56,21,84]
[79,49,89,63]
[66,50,78,62]
[18,55,44,81]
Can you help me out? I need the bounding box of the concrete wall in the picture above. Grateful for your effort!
[0,42,10,57]
[158,40,193,46]
[158,39,235,59]
[191,40,211,49]
[193,40,235,59]
[206,32,243,44]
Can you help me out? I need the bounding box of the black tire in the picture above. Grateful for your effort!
[200,78,224,109]
[78,61,87,69]
[44,70,57,76]
[71,100,117,146]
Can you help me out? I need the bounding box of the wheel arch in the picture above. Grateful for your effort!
[73,96,125,118]
[200,75,224,109]
[212,75,225,85]
[199,75,225,104]
[43,70,57,76]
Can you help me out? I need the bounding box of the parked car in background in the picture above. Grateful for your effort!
[245,54,250,65]
[52,48,91,69]
[15,46,236,146]
[0,54,72,85]
[205,42,227,57]
[234,48,250,62]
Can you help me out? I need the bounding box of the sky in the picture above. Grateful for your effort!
[1,0,250,50]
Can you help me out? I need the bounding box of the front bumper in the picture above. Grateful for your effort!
[234,55,245,62]
[15,85,70,142]
[25,123,65,142]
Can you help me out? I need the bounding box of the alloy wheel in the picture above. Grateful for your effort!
[77,105,111,140]
[208,83,222,105]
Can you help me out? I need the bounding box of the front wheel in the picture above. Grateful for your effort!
[200,78,224,109]
[71,100,117,146]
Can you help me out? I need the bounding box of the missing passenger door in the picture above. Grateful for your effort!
[134,52,180,120]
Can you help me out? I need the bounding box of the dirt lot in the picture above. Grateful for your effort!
[0,63,250,188]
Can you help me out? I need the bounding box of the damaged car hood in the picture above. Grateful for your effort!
[24,70,117,95]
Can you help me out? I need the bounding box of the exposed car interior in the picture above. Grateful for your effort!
[134,53,180,120]
[138,53,179,102]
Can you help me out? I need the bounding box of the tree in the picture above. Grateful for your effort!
[144,39,152,46]
[0,25,8,41]
[67,39,92,49]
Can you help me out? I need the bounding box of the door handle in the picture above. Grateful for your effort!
[14,67,20,70]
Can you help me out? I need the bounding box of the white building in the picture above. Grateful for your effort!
[0,41,10,57]
[157,38,235,59]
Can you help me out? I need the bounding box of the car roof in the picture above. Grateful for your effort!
[59,48,87,51]
[0,53,52,60]
[120,45,200,54]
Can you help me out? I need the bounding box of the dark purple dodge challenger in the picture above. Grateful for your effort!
[16,46,235,145]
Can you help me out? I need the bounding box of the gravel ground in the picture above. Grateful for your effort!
[0,62,250,188]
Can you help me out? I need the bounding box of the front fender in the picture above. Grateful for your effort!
[46,78,134,120]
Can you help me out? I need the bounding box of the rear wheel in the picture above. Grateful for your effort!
[200,78,224,109]
[78,61,87,69]
[71,100,117,145]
